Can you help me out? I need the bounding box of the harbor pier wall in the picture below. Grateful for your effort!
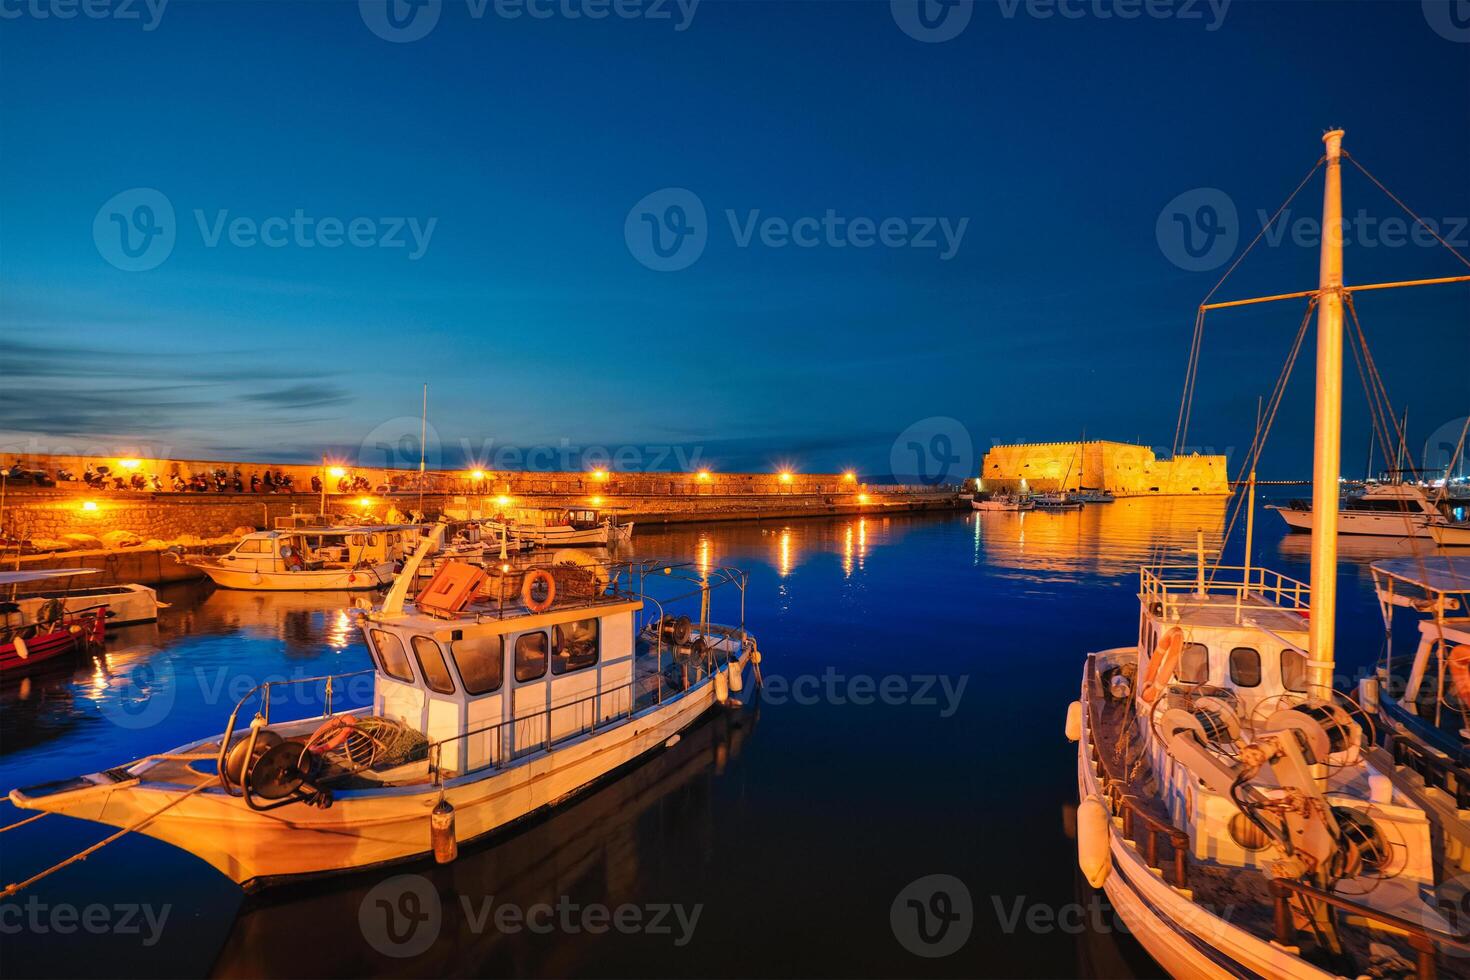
[978,441,1229,496]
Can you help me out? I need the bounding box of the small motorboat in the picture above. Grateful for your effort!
[7,528,759,889]
[970,492,1034,512]
[1032,492,1083,511]
[1,569,160,626]
[181,525,414,591]
[1073,489,1115,503]
[486,507,634,547]
[0,607,106,674]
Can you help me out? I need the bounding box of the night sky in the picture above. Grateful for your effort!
[2,0,1466,480]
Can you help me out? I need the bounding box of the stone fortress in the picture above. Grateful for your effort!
[978,441,1230,496]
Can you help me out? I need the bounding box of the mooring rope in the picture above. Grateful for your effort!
[0,779,217,899]
[0,812,48,834]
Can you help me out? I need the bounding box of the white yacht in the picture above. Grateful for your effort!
[182,526,413,591]
[1270,482,1469,543]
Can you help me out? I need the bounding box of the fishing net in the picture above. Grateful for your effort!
[334,716,428,770]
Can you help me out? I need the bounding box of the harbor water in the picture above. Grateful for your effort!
[0,497,1415,978]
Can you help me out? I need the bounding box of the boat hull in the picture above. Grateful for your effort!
[1075,650,1338,980]
[5,584,159,626]
[191,561,396,591]
[1429,522,1470,546]
[1270,504,1437,539]
[10,669,721,887]
[0,613,105,674]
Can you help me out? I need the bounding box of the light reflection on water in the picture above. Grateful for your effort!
[0,499,1449,978]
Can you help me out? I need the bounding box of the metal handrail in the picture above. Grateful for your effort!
[215,668,375,797]
[427,679,640,785]
[1270,877,1470,979]
[1141,563,1312,612]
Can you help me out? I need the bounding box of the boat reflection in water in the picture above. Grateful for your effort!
[211,708,755,977]
[970,496,1229,580]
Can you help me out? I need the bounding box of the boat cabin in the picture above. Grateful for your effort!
[360,594,640,776]
[218,527,410,574]
[1136,563,1312,716]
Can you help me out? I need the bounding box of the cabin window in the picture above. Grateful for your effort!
[370,629,415,683]
[411,636,457,695]
[1281,648,1308,692]
[1178,643,1209,684]
[553,619,599,675]
[351,535,365,547]
[1229,647,1262,687]
[515,631,549,682]
[236,539,267,554]
[451,635,504,695]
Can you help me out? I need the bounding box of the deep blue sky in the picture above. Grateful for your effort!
[1,0,1466,480]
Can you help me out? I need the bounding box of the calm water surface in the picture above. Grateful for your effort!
[0,498,1420,978]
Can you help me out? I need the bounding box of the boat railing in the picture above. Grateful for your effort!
[1140,563,1311,614]
[215,667,376,799]
[1269,878,1470,979]
[427,680,640,786]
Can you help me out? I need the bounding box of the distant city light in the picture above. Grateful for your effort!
[118,459,141,470]
[470,470,486,481]
[496,495,512,507]
[81,500,98,512]
[328,466,346,478]
[843,471,856,482]
[696,470,711,481]
[590,495,603,506]
[357,497,372,508]
[591,469,609,481]
[779,471,793,483]
[858,493,870,504]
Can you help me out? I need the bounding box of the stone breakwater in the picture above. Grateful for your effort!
[0,483,961,585]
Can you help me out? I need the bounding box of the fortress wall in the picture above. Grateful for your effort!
[978,441,1228,496]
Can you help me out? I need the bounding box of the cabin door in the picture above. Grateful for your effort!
[509,628,552,758]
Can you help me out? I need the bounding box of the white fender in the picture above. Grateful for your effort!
[13,636,29,660]
[728,655,744,693]
[250,573,263,586]
[1065,700,1082,742]
[714,668,729,704]
[1077,796,1111,888]
[1358,675,1379,713]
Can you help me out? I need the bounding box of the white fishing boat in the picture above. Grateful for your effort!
[1071,131,1470,977]
[1269,482,1467,541]
[971,492,1035,512]
[5,527,759,890]
[180,526,413,591]
[1033,492,1083,511]
[0,569,160,626]
[1074,489,1116,504]
[486,507,634,547]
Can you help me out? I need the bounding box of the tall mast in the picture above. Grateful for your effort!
[1307,129,1346,699]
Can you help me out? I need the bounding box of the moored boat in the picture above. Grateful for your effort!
[1033,492,1083,511]
[971,492,1035,512]
[1,607,106,675]
[1269,482,1468,542]
[181,525,414,591]
[1071,130,1470,978]
[486,507,634,547]
[1,569,160,626]
[6,527,759,889]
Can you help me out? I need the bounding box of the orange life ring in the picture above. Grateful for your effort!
[309,715,355,754]
[1448,645,1470,708]
[1140,626,1184,704]
[347,572,357,584]
[522,568,556,613]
